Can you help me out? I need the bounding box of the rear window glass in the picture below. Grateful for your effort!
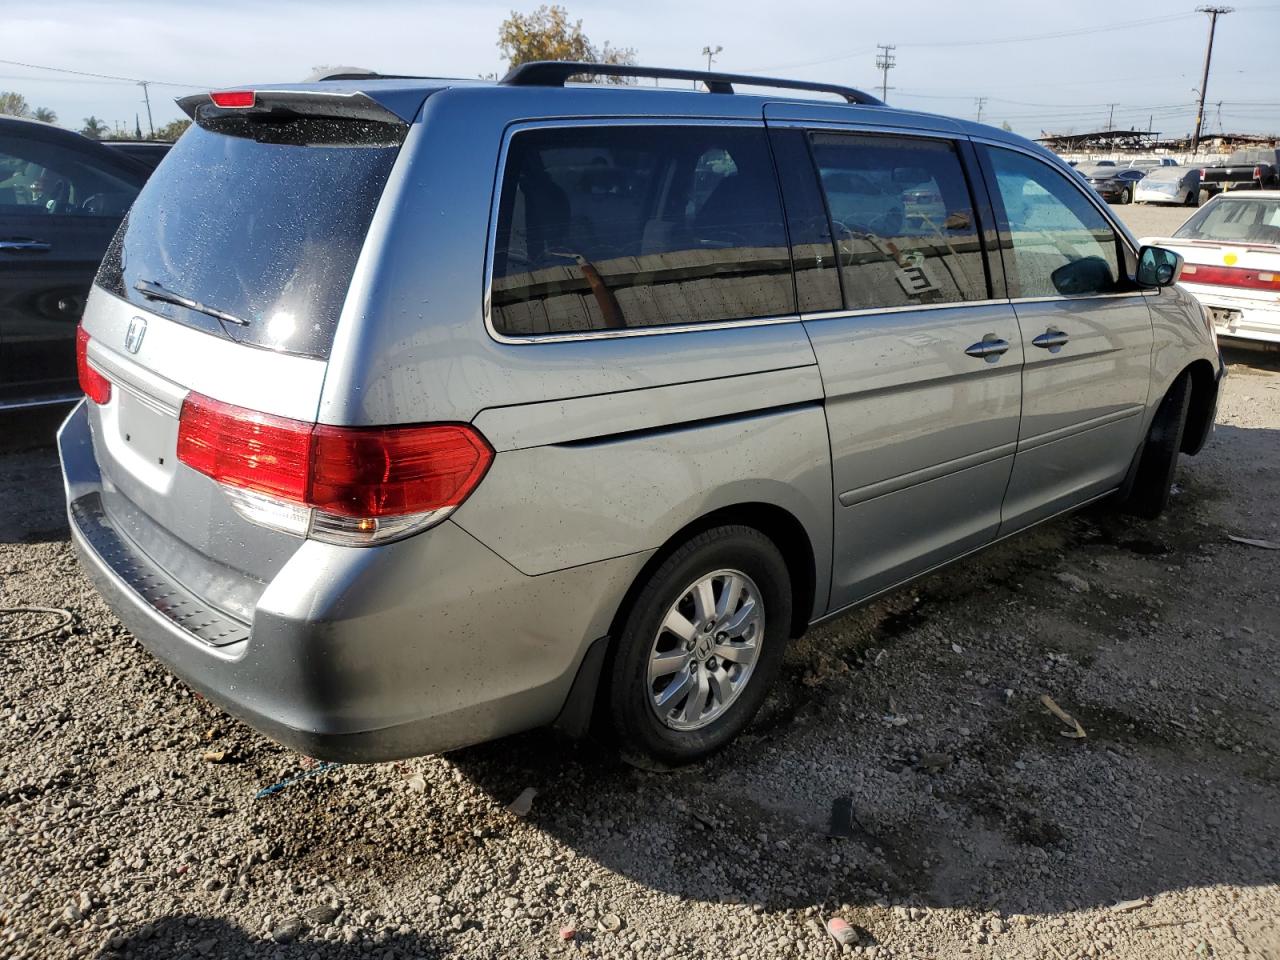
[489,125,793,337]
[1174,197,1280,245]
[96,115,403,358]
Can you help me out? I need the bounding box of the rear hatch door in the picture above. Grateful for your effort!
[80,90,411,619]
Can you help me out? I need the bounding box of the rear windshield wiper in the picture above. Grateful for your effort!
[133,279,250,327]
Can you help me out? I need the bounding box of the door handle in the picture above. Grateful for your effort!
[0,239,53,254]
[1032,329,1070,352]
[964,335,1011,363]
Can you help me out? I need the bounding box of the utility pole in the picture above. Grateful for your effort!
[701,45,722,72]
[138,81,154,138]
[974,97,988,123]
[1106,103,1118,129]
[875,44,896,103]
[1192,6,1233,155]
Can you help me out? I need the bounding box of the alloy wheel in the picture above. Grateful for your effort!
[646,569,764,731]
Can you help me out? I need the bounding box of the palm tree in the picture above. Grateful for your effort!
[80,116,108,139]
[32,106,57,124]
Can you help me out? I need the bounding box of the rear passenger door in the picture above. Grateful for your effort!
[0,131,142,406]
[775,125,1024,610]
[977,145,1153,531]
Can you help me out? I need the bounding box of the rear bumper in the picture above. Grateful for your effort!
[59,400,642,761]
[1133,188,1187,204]
[1183,288,1280,345]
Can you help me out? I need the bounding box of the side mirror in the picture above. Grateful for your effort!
[1137,245,1184,287]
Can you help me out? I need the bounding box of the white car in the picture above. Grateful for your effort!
[1127,157,1179,170]
[1134,166,1201,206]
[1141,191,1280,346]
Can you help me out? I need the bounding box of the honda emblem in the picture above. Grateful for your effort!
[125,316,147,354]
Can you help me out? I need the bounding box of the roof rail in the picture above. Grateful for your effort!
[500,61,884,106]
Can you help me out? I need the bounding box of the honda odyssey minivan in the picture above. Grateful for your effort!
[60,62,1223,764]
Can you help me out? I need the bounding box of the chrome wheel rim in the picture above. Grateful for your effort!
[647,568,764,731]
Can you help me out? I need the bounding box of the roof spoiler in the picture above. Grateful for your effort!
[500,61,884,106]
[177,89,410,125]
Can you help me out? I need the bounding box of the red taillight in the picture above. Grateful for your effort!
[176,393,311,503]
[1254,165,1264,181]
[76,326,111,405]
[176,392,493,530]
[1180,263,1280,292]
[209,90,255,109]
[311,424,494,517]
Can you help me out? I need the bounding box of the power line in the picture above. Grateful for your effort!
[875,44,896,103]
[0,56,207,88]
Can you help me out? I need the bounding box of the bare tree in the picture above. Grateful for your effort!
[0,91,31,117]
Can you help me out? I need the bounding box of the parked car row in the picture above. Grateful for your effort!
[0,115,170,409]
[1078,165,1147,204]
[1197,148,1280,201]
[1135,165,1202,206]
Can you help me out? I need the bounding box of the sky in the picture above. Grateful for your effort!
[3,0,1278,140]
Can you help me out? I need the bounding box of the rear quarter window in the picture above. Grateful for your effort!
[489,125,794,337]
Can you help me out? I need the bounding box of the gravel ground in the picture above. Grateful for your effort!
[2,200,1278,960]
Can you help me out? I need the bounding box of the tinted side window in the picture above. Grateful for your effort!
[0,136,140,218]
[986,147,1123,298]
[809,133,987,310]
[769,129,842,313]
[490,126,793,336]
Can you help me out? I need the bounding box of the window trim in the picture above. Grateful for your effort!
[482,117,800,345]
[970,137,1152,303]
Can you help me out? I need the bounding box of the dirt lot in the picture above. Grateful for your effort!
[2,200,1278,960]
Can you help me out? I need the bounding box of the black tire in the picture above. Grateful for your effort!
[1122,186,1133,204]
[1126,373,1192,520]
[1186,188,1199,207]
[607,525,792,765]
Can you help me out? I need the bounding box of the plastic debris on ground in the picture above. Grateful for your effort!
[506,786,538,817]
[1227,534,1280,550]
[598,913,623,933]
[1040,694,1087,739]
[826,917,858,946]
[254,761,344,800]
[828,796,855,838]
[0,606,73,644]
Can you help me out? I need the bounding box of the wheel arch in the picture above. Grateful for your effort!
[554,501,821,739]
[1180,358,1220,455]
[606,502,819,643]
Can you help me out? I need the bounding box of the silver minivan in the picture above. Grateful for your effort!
[59,63,1224,765]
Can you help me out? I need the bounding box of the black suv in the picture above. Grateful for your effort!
[0,116,151,409]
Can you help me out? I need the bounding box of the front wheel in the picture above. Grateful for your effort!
[1125,373,1191,520]
[1122,186,1133,204]
[607,526,792,765]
